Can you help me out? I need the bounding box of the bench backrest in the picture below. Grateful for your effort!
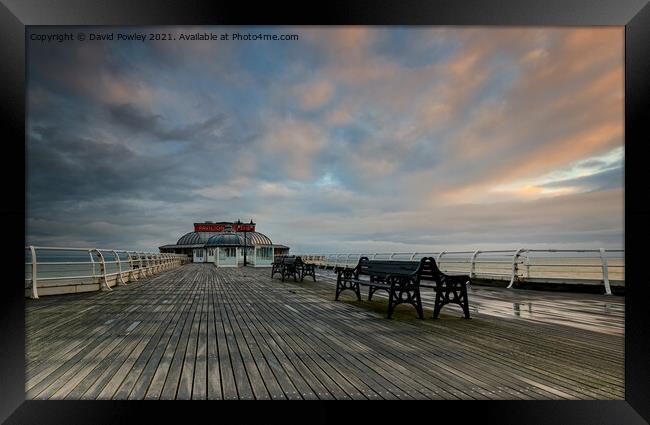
[358,258,420,278]
[356,257,445,281]
[417,257,443,282]
[282,256,297,265]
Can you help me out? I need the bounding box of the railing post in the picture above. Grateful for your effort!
[600,248,612,295]
[469,250,481,278]
[91,249,111,291]
[113,250,127,285]
[437,251,446,269]
[29,246,39,299]
[138,252,145,278]
[137,252,143,277]
[89,250,96,280]
[125,251,132,282]
[524,254,531,279]
[507,248,524,289]
[126,251,140,282]
[138,252,149,277]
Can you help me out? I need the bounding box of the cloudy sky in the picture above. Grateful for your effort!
[26,26,624,253]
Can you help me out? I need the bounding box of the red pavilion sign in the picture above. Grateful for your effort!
[194,224,225,232]
[234,223,256,232]
[193,222,256,232]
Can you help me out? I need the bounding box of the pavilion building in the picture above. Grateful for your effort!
[158,220,289,267]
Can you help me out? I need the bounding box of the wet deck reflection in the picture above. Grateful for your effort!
[316,269,624,336]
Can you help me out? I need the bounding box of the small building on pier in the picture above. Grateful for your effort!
[158,220,289,266]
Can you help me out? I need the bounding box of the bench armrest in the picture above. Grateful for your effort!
[336,266,359,281]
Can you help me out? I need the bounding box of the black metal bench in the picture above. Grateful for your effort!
[296,257,317,282]
[335,257,471,319]
[272,256,317,282]
[271,255,286,279]
[271,255,301,282]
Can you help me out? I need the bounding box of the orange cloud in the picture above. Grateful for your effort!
[261,115,329,180]
[297,80,334,110]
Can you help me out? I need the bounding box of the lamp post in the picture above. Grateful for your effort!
[237,218,255,267]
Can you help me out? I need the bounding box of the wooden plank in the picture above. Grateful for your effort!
[112,275,196,399]
[191,272,209,400]
[211,275,240,400]
[143,273,202,400]
[224,274,328,400]
[176,283,204,399]
[91,282,193,399]
[205,277,223,400]
[215,274,255,400]
[227,285,336,400]
[158,280,202,399]
[220,289,271,400]
[24,263,624,401]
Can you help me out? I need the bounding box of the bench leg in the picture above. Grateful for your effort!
[387,287,424,319]
[460,286,471,319]
[432,283,471,319]
[335,280,360,301]
[335,278,341,301]
[414,288,424,320]
[386,289,395,319]
[302,267,315,282]
[432,290,443,319]
[335,275,345,300]
[335,269,361,301]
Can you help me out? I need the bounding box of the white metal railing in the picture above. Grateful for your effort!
[24,246,189,299]
[296,248,625,295]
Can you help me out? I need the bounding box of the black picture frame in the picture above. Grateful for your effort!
[1,0,648,424]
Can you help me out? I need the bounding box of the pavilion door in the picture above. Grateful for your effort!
[218,247,237,267]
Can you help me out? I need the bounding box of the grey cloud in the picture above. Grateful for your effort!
[108,103,229,143]
[108,103,164,136]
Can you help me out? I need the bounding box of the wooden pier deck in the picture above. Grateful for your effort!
[26,264,624,400]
